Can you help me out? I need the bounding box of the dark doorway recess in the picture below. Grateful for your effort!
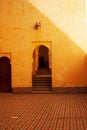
[38,45,49,69]
[0,57,12,93]
[39,57,44,68]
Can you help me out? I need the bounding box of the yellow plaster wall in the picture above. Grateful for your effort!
[28,0,86,52]
[0,0,87,88]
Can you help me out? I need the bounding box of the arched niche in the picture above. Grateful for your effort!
[0,56,12,93]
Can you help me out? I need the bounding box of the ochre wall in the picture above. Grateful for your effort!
[0,0,87,90]
[28,0,86,52]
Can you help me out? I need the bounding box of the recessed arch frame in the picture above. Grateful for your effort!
[32,41,52,76]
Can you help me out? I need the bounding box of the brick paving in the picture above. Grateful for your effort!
[0,94,87,130]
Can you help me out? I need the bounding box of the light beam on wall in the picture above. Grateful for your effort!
[28,0,86,53]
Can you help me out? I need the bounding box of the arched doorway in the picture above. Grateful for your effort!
[0,57,12,93]
[32,45,52,92]
[32,45,51,76]
[39,45,49,69]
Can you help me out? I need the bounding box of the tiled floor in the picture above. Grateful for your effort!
[0,94,87,130]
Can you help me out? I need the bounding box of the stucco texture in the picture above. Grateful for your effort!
[0,0,87,89]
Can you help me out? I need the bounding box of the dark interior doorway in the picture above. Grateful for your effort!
[39,57,44,68]
[0,57,12,93]
[38,45,49,69]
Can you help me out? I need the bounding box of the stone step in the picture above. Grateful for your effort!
[33,85,52,87]
[37,68,51,75]
[35,76,51,79]
[32,87,52,91]
[33,83,52,86]
[32,80,52,86]
[32,90,53,94]
[32,75,52,91]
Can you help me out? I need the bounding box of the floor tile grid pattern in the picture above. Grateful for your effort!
[0,94,87,130]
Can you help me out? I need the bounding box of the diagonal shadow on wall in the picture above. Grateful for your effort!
[0,0,87,87]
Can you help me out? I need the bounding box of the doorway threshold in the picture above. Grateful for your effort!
[36,75,51,77]
[32,90,53,94]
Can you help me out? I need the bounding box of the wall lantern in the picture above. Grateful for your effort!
[34,22,41,30]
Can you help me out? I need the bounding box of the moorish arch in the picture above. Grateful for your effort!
[32,45,52,76]
[0,56,12,93]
